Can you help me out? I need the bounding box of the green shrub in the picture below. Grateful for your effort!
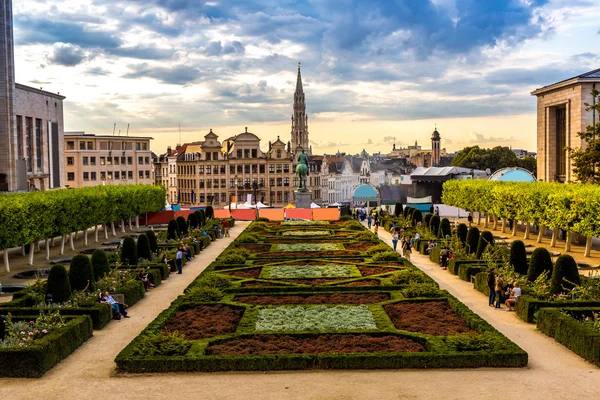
[438,218,451,238]
[198,210,206,226]
[339,215,352,222]
[401,282,443,298]
[206,205,214,219]
[218,253,247,265]
[68,254,96,292]
[167,219,179,240]
[176,216,188,236]
[423,213,432,227]
[390,269,428,285]
[196,274,232,290]
[510,240,528,275]
[402,206,410,218]
[466,227,480,255]
[394,203,403,217]
[456,223,468,246]
[121,237,138,265]
[372,251,401,262]
[429,215,440,236]
[188,213,199,229]
[91,249,110,281]
[445,332,507,352]
[237,233,260,243]
[131,332,192,357]
[46,264,72,303]
[475,231,494,259]
[144,230,158,253]
[186,286,224,302]
[412,209,423,226]
[550,254,581,295]
[256,217,270,222]
[366,244,392,255]
[355,231,376,241]
[527,247,553,282]
[137,233,152,261]
[343,220,363,230]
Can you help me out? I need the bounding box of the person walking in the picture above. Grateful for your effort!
[467,212,473,227]
[402,240,411,261]
[495,273,505,308]
[487,267,496,306]
[392,230,399,251]
[223,219,230,237]
[367,215,372,229]
[373,225,378,237]
[176,246,184,274]
[434,206,439,216]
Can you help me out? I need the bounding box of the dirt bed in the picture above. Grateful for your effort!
[384,301,473,335]
[345,242,378,251]
[263,250,358,258]
[358,266,397,276]
[163,305,244,340]
[234,293,389,305]
[338,279,380,286]
[225,268,262,278]
[239,244,272,252]
[207,334,425,355]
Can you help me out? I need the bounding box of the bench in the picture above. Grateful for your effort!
[107,293,126,319]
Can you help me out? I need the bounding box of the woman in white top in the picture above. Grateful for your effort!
[392,231,399,252]
[505,283,522,311]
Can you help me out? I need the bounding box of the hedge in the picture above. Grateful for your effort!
[458,265,486,282]
[514,295,600,323]
[536,307,600,367]
[113,279,146,307]
[0,303,111,330]
[448,259,489,276]
[0,315,93,377]
[473,272,490,296]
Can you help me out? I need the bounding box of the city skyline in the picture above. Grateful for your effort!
[12,0,600,154]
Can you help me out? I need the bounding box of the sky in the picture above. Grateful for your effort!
[12,0,600,155]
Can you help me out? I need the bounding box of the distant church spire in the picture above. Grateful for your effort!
[291,62,310,155]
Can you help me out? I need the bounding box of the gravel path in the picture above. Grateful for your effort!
[1,220,599,400]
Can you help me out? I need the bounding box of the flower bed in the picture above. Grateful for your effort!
[234,293,389,305]
[260,264,360,279]
[255,305,378,331]
[207,333,425,355]
[384,301,473,335]
[282,220,330,225]
[358,266,398,276]
[282,230,331,236]
[163,304,244,340]
[271,243,344,252]
[225,268,262,278]
[345,242,380,251]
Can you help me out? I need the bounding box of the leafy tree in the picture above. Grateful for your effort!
[527,247,553,282]
[475,231,494,259]
[452,145,536,175]
[568,89,600,183]
[144,230,158,253]
[465,227,480,255]
[176,216,188,236]
[137,233,152,261]
[121,237,138,265]
[550,254,581,295]
[69,254,95,292]
[91,249,110,281]
[46,264,72,303]
[509,240,528,275]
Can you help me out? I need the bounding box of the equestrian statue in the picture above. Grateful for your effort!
[296,148,309,191]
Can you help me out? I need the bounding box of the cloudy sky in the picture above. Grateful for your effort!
[12,0,600,154]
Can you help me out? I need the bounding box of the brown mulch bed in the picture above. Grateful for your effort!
[207,334,425,355]
[338,279,380,286]
[358,266,397,276]
[163,305,244,340]
[225,268,262,278]
[234,293,389,305]
[345,242,379,251]
[384,301,473,336]
[252,259,364,265]
[264,250,358,258]
[279,278,340,285]
[239,244,272,252]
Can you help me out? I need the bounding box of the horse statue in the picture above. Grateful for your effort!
[296,148,309,191]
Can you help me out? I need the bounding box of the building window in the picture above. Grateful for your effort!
[122,170,126,180]
[221,179,226,188]
[66,141,74,150]
[199,166,204,174]
[67,172,75,181]
[259,178,265,187]
[138,156,143,164]
[90,157,96,166]
[107,171,113,180]
[244,165,250,174]
[136,142,141,151]
[213,165,218,174]
[260,165,265,173]
[206,152,211,161]
[114,171,120,180]
[284,192,289,202]
[67,157,74,166]
[277,150,281,158]
[277,191,282,202]
[237,149,242,158]
[277,178,282,186]
[220,165,226,174]
[145,171,150,179]
[276,164,282,173]
[25,118,32,172]
[100,172,106,180]
[199,179,205,188]
[112,157,118,165]
[87,141,93,150]
[91,172,97,181]
[269,164,274,173]
[244,149,250,158]
[79,141,86,150]
[106,157,112,166]
[144,156,150,164]
[127,157,133,165]
[251,149,257,158]
[139,171,143,179]
[237,165,243,174]
[121,156,126,165]
[199,194,205,203]
[229,165,235,174]
[142,143,148,151]
[252,165,258,173]
[82,157,89,166]
[221,193,226,203]
[270,178,275,186]
[213,152,219,160]
[213,179,219,188]
[556,106,567,179]
[128,171,133,179]
[244,178,250,187]
[284,164,290,173]
[16,115,23,158]
[100,157,106,165]
[206,165,211,174]
[284,177,290,186]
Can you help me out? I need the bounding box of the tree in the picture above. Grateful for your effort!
[438,218,451,238]
[429,215,440,236]
[144,230,158,253]
[176,216,188,236]
[167,219,179,240]
[550,254,581,295]
[188,213,199,230]
[509,240,528,275]
[456,223,468,246]
[206,206,214,219]
[91,249,110,281]
[137,233,152,261]
[121,237,138,265]
[69,254,95,292]
[527,247,553,282]
[412,209,423,226]
[475,231,494,259]
[568,89,600,183]
[452,145,536,175]
[423,213,433,228]
[46,264,72,303]
[394,203,403,217]
[465,227,480,255]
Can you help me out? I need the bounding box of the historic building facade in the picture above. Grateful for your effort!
[63,132,154,188]
[532,68,600,182]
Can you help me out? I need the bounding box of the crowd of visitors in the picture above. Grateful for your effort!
[487,268,521,310]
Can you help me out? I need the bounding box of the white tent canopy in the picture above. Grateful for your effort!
[407,196,432,204]
[310,202,321,208]
[256,202,270,209]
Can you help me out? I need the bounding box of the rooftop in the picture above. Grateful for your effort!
[531,67,600,96]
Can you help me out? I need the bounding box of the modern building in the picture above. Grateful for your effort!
[63,132,154,188]
[1,0,65,191]
[532,68,600,182]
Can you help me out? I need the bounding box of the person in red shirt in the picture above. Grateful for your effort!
[223,219,230,237]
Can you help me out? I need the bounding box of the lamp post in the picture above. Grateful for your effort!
[234,174,238,209]
[252,181,258,205]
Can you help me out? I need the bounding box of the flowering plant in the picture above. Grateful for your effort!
[0,311,65,349]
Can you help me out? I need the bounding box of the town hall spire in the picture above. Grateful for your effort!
[291,62,310,155]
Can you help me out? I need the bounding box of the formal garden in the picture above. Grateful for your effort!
[0,188,235,377]
[115,219,527,372]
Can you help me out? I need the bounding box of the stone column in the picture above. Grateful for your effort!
[0,0,17,191]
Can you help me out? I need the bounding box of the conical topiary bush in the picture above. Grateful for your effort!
[121,237,138,265]
[510,240,528,275]
[176,216,188,236]
[69,254,95,292]
[188,213,199,230]
[466,227,480,255]
[429,215,441,236]
[167,219,179,240]
[394,203,403,217]
[206,205,214,219]
[527,247,553,282]
[456,223,468,247]
[403,206,410,219]
[198,210,206,227]
[438,218,451,238]
[137,233,152,261]
[144,230,158,253]
[550,254,580,294]
[91,249,110,281]
[46,264,72,303]
[475,231,494,259]
[412,209,423,226]
[423,213,432,228]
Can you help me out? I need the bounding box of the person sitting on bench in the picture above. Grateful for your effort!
[100,291,129,320]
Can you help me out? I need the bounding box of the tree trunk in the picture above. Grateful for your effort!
[583,236,592,257]
[69,232,75,251]
[136,215,140,229]
[21,246,26,256]
[111,222,117,237]
[512,221,518,236]
[128,218,133,231]
[60,235,66,255]
[565,231,572,252]
[501,219,506,234]
[75,231,79,240]
[550,229,557,247]
[84,229,88,247]
[104,224,109,240]
[477,212,481,226]
[45,238,50,261]
[50,237,55,247]
[484,214,489,228]
[524,223,530,240]
[537,225,545,243]
[28,243,34,265]
[95,225,99,243]
[121,219,126,233]
[3,249,9,272]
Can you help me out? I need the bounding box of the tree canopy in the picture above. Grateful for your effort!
[452,145,536,176]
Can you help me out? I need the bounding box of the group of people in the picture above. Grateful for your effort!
[390,228,419,261]
[487,268,521,310]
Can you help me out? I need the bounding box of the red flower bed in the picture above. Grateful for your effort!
[338,279,380,286]
[358,266,397,276]
[163,305,244,340]
[207,334,425,355]
[384,301,473,335]
[234,293,389,305]
[225,268,262,278]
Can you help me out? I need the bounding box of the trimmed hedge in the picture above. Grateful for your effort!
[0,315,93,377]
[550,254,580,295]
[46,264,72,303]
[514,295,600,323]
[527,247,553,282]
[473,272,490,296]
[113,279,146,307]
[91,249,110,281]
[69,254,96,292]
[0,303,112,330]
[536,307,600,367]
[458,265,486,282]
[465,227,480,256]
[121,237,138,266]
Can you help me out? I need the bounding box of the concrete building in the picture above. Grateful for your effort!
[1,0,65,191]
[532,68,600,182]
[63,132,153,188]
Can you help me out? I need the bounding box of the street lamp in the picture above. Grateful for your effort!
[234,174,238,209]
[252,181,258,205]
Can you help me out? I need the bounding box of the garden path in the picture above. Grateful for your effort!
[1,220,599,400]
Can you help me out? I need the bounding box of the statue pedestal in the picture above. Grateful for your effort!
[294,189,312,209]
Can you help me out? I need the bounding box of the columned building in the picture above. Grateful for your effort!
[532,68,600,182]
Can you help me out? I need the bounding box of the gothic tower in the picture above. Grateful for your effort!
[291,62,310,155]
[431,126,441,167]
[0,0,16,191]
